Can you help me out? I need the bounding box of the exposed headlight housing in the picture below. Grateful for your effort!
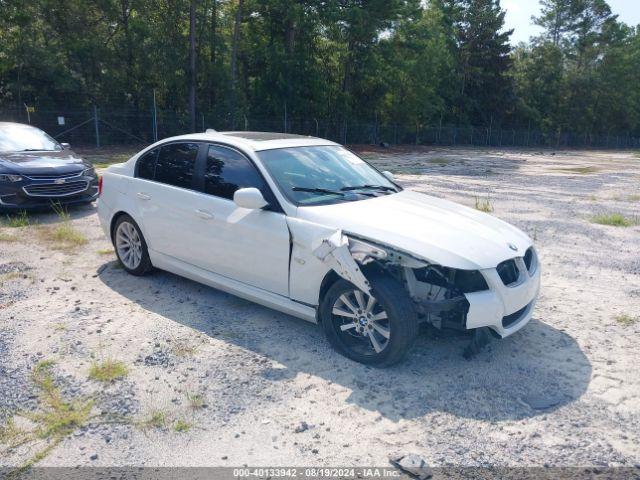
[0,174,22,183]
[523,246,538,275]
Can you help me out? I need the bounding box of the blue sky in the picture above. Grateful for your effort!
[503,0,640,44]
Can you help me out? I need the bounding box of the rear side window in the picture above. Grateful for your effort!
[136,149,158,180]
[154,142,199,189]
[204,145,269,200]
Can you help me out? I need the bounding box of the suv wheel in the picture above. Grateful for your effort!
[113,214,152,276]
[320,272,418,367]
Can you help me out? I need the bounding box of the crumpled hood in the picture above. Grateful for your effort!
[296,190,533,270]
[0,150,90,174]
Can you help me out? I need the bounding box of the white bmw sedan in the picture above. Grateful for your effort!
[98,131,540,366]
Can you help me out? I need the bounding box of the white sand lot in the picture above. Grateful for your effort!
[1,147,639,468]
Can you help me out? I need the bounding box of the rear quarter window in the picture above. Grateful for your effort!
[154,143,199,189]
[136,149,158,180]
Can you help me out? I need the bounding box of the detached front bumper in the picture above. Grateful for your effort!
[464,254,541,338]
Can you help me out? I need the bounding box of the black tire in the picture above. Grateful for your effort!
[112,214,153,276]
[320,272,418,367]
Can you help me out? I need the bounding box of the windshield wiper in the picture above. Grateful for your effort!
[292,187,345,197]
[340,184,397,192]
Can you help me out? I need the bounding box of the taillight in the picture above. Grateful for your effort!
[98,176,103,195]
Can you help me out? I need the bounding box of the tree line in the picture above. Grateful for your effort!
[1,0,639,138]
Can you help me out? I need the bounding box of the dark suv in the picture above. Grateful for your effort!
[0,122,99,211]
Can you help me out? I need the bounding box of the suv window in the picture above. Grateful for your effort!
[154,142,199,189]
[204,145,269,201]
[136,148,158,180]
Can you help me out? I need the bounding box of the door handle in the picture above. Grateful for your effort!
[195,209,214,220]
[137,192,151,200]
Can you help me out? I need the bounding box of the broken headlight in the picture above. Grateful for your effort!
[413,265,489,294]
[523,246,537,274]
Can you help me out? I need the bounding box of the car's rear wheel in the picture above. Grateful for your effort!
[320,273,418,367]
[113,214,152,276]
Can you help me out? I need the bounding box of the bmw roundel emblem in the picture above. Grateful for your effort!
[508,243,518,252]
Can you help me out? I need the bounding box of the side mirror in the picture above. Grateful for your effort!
[61,143,71,150]
[234,187,268,210]
[382,170,395,182]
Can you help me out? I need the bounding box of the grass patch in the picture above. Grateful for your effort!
[88,359,128,382]
[474,196,494,213]
[615,314,638,326]
[0,360,96,471]
[0,271,22,287]
[93,161,117,169]
[530,226,538,242]
[186,392,205,410]
[557,166,599,174]
[0,417,29,446]
[40,223,88,249]
[36,203,87,250]
[33,359,56,374]
[590,213,637,227]
[0,360,104,473]
[0,231,19,242]
[173,419,192,433]
[3,211,30,228]
[91,155,131,169]
[627,194,640,202]
[169,338,200,357]
[429,157,451,165]
[82,150,136,169]
[27,360,94,458]
[29,397,93,440]
[96,248,113,255]
[139,410,168,429]
[30,360,95,434]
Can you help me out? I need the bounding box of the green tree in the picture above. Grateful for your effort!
[0,0,639,141]
[447,0,514,125]
[377,1,455,126]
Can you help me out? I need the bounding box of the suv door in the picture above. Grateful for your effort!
[134,141,204,264]
[188,144,290,296]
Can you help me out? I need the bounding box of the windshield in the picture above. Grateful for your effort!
[257,145,399,206]
[0,124,63,152]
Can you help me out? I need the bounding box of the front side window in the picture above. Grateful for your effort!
[154,143,199,189]
[0,124,62,152]
[204,145,269,200]
[257,145,398,206]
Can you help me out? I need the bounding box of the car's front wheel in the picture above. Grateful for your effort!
[320,273,418,367]
[113,214,152,276]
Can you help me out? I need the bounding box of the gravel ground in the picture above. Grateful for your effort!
[0,147,639,468]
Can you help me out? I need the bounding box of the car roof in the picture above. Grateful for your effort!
[0,122,40,129]
[155,131,338,152]
[223,131,312,141]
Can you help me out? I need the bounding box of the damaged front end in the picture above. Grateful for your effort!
[310,229,477,333]
[287,217,540,357]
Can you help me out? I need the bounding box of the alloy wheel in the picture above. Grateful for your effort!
[115,221,143,270]
[331,289,391,355]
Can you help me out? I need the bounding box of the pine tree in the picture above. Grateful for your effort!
[447,0,513,125]
[533,0,617,57]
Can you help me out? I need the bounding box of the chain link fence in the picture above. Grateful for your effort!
[2,107,639,149]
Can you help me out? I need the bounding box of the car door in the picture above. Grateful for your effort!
[133,141,204,265]
[188,144,290,297]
